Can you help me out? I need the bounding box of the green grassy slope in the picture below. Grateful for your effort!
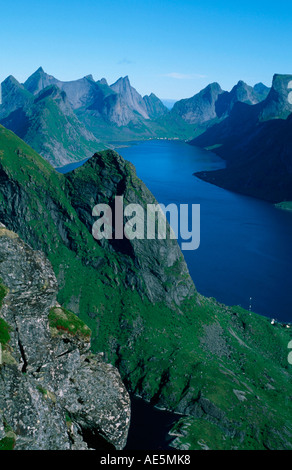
[0,124,291,449]
[1,87,106,167]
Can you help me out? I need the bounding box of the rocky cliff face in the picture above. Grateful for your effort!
[23,67,59,96]
[165,80,269,138]
[143,93,169,119]
[0,76,33,120]
[0,224,130,450]
[192,74,292,202]
[0,125,292,450]
[65,150,195,305]
[110,76,150,121]
[259,74,292,121]
[0,78,105,167]
[0,68,173,152]
[170,82,224,125]
[253,82,270,101]
[215,80,261,118]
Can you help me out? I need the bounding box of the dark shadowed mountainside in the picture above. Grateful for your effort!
[0,74,105,167]
[0,124,291,450]
[191,74,292,202]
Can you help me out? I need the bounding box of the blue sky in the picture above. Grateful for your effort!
[1,0,291,100]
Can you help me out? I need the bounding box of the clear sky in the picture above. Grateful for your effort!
[1,0,291,100]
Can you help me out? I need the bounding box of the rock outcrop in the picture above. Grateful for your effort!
[192,74,292,202]
[110,76,150,121]
[0,78,104,168]
[164,80,269,139]
[0,224,130,450]
[65,150,195,306]
[170,82,224,125]
[0,125,292,450]
[143,93,169,119]
[0,68,172,158]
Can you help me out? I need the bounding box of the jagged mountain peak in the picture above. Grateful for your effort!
[253,82,270,101]
[259,73,292,120]
[24,68,58,95]
[110,75,131,91]
[0,78,104,167]
[0,75,33,120]
[270,73,292,96]
[191,82,224,102]
[143,92,169,119]
[199,82,223,97]
[206,81,222,90]
[234,80,253,91]
[98,77,108,86]
[84,74,94,81]
[1,75,30,96]
[110,75,149,120]
[254,81,267,90]
[34,84,68,104]
[170,81,224,125]
[230,80,258,101]
[3,75,21,86]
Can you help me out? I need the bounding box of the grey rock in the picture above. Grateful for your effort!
[143,93,168,119]
[0,225,130,450]
[0,76,33,120]
[192,74,292,202]
[170,82,224,125]
[66,150,195,306]
[110,76,149,121]
[23,67,59,95]
[170,79,268,127]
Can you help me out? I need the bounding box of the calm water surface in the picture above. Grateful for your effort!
[118,140,292,323]
[57,139,292,449]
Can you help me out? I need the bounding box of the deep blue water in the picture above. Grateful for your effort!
[125,396,177,450]
[117,140,292,323]
[57,140,292,323]
[56,139,292,449]
[56,157,90,174]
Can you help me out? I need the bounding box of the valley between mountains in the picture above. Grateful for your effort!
[0,68,292,450]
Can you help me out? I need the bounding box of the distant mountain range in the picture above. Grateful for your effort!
[0,67,270,167]
[0,68,170,166]
[144,80,269,147]
[170,80,269,124]
[0,73,104,167]
[192,74,292,203]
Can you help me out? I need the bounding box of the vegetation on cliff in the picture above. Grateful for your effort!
[0,125,291,449]
[0,224,130,450]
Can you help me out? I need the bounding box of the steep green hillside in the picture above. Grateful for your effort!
[0,81,105,167]
[0,124,291,449]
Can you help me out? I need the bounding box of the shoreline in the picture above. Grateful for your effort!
[274,201,292,212]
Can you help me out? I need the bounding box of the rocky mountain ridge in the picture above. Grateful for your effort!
[0,124,291,450]
[165,79,269,137]
[192,74,292,202]
[0,75,105,167]
[0,68,270,167]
